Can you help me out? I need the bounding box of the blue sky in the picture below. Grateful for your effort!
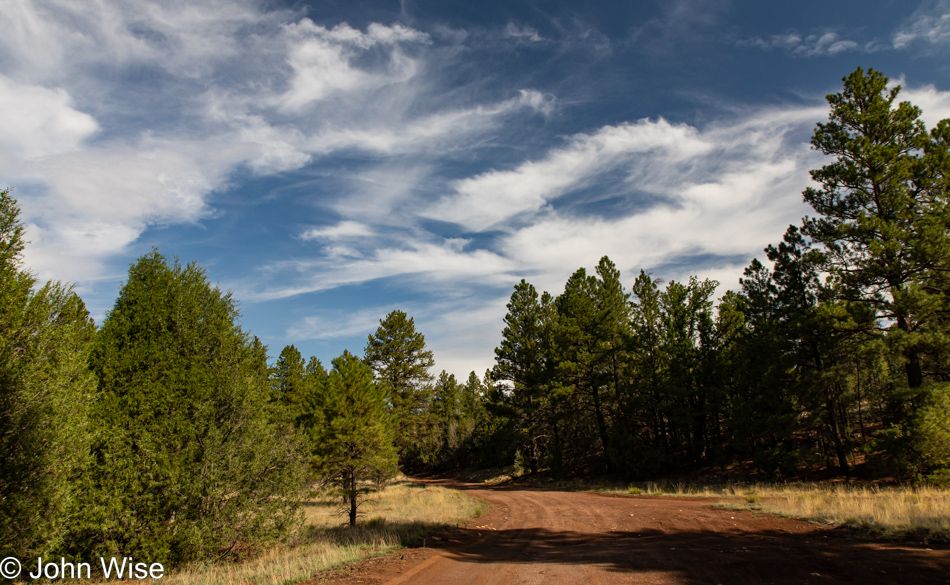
[4,0,950,378]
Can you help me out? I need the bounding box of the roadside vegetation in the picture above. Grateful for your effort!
[717,484,950,543]
[127,479,482,585]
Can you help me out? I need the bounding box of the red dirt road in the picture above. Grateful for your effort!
[317,483,950,585]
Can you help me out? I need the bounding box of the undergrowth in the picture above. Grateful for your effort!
[99,478,483,585]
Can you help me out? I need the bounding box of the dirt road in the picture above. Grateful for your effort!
[318,483,950,585]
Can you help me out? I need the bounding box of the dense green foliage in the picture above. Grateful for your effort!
[0,190,97,559]
[81,251,306,564]
[364,310,436,469]
[306,352,397,525]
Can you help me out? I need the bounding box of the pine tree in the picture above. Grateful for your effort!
[273,344,307,414]
[83,250,305,565]
[552,257,631,472]
[364,310,435,468]
[803,67,950,389]
[493,280,553,473]
[296,356,329,434]
[310,351,397,526]
[0,189,97,559]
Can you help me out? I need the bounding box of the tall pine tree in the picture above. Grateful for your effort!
[364,310,435,469]
[803,67,950,390]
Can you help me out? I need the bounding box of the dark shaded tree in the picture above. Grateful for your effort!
[552,257,631,472]
[493,280,552,473]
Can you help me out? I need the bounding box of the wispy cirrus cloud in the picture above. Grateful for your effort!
[738,31,867,57]
[741,2,950,57]
[894,0,950,49]
[300,221,374,241]
[249,100,829,305]
[0,0,552,285]
[250,238,517,301]
[425,118,711,231]
[504,22,544,43]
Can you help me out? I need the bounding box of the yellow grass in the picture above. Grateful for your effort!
[609,479,950,541]
[103,478,483,585]
[730,484,950,540]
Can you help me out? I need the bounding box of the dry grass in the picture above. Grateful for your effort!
[724,484,950,541]
[605,479,950,542]
[302,477,484,534]
[107,478,483,585]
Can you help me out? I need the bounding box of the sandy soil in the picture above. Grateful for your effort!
[311,481,950,585]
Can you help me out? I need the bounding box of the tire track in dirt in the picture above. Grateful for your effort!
[315,483,950,585]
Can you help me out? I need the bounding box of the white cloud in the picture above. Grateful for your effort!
[252,239,517,301]
[0,75,98,159]
[740,31,865,56]
[902,84,950,127]
[278,20,429,110]
[301,221,374,241]
[894,1,950,48]
[422,296,510,379]
[427,118,711,231]
[13,136,247,282]
[505,22,544,43]
[298,89,555,157]
[288,306,392,341]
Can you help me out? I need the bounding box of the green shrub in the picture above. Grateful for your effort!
[78,251,307,566]
[0,190,97,560]
[917,385,950,466]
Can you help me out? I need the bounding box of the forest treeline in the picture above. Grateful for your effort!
[395,67,950,482]
[2,67,950,569]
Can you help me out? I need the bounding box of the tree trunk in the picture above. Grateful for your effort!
[590,383,612,472]
[824,386,849,473]
[896,302,923,389]
[348,474,358,527]
[904,346,923,389]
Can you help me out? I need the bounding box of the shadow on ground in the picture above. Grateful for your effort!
[429,523,949,585]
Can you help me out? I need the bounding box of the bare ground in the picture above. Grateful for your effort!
[310,481,950,585]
